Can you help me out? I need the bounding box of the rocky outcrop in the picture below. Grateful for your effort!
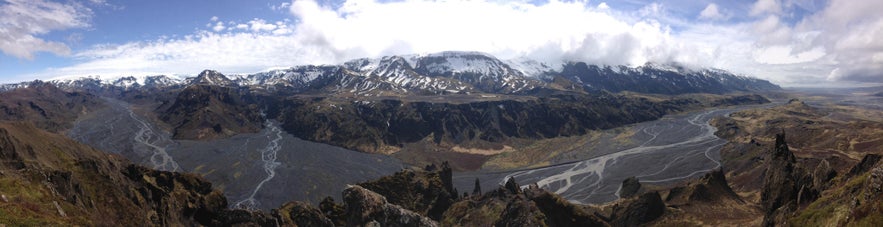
[357,165,456,221]
[523,184,610,227]
[812,159,837,192]
[618,176,642,198]
[760,132,817,226]
[761,133,798,216]
[610,192,666,226]
[279,201,335,227]
[444,176,610,226]
[848,154,881,177]
[666,169,742,204]
[790,158,883,226]
[343,185,439,227]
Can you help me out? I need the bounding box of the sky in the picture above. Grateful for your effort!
[0,0,881,87]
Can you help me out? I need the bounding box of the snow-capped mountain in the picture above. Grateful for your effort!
[1,75,184,93]
[1,51,779,95]
[186,70,236,87]
[557,62,780,94]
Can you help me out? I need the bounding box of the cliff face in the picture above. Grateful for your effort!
[276,93,677,154]
[276,93,768,156]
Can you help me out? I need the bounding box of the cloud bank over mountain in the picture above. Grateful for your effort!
[4,0,882,87]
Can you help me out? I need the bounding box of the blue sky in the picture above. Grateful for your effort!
[1,0,880,87]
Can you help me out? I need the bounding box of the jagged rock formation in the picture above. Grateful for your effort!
[848,154,881,177]
[472,178,482,196]
[652,168,761,226]
[812,159,837,192]
[788,154,883,226]
[761,132,817,226]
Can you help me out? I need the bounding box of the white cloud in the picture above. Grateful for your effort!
[285,0,689,66]
[751,0,782,16]
[271,2,291,11]
[210,16,219,22]
[248,19,277,32]
[24,0,883,86]
[754,45,825,64]
[698,3,725,21]
[0,0,91,60]
[212,22,226,32]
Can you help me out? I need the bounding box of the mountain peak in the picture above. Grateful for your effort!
[190,69,235,86]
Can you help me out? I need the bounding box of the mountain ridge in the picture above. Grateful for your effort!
[2,51,779,96]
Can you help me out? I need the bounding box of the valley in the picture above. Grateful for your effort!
[67,97,404,211]
[7,51,881,226]
[1,0,879,224]
[453,102,776,205]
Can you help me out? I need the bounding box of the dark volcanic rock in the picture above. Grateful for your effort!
[523,184,610,227]
[618,176,642,198]
[343,185,439,227]
[709,94,771,107]
[760,132,816,226]
[357,167,456,221]
[848,154,882,177]
[610,191,665,226]
[159,85,263,140]
[494,195,546,227]
[812,159,837,192]
[278,93,690,154]
[666,169,742,204]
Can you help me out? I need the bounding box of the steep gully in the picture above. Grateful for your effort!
[454,103,776,204]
